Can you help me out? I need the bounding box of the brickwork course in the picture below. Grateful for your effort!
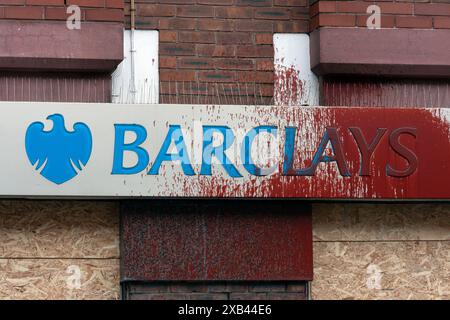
[126,0,310,103]
[0,0,124,22]
[310,0,450,30]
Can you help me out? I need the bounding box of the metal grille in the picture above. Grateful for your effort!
[112,80,275,105]
[159,81,274,106]
[0,72,112,103]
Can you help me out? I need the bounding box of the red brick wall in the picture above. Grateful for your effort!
[0,0,124,22]
[310,0,450,31]
[0,1,124,95]
[125,0,309,104]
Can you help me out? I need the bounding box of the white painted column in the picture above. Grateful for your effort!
[112,30,159,104]
[274,34,319,107]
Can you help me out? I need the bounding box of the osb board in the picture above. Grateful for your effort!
[313,203,450,241]
[0,258,119,300]
[313,241,449,300]
[0,200,119,258]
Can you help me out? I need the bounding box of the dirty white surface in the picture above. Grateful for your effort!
[112,30,159,104]
[274,33,319,106]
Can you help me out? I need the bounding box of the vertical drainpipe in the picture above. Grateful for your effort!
[130,0,136,104]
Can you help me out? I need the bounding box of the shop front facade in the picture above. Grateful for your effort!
[0,0,448,300]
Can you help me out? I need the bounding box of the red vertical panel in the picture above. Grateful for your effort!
[321,78,450,108]
[121,201,313,281]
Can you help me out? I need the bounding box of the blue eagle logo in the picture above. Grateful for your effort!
[25,114,92,185]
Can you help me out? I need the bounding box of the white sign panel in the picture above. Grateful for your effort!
[1,102,286,198]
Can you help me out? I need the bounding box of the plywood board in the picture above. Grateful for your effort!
[0,258,119,300]
[313,203,450,241]
[0,200,119,258]
[313,241,449,300]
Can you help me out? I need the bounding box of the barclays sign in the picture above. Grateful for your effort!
[1,102,450,200]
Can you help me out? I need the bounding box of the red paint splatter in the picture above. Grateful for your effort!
[274,65,305,106]
[174,107,450,200]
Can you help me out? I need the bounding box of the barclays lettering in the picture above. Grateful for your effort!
[110,123,418,179]
[23,115,418,185]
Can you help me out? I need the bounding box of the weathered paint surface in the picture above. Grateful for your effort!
[274,34,319,106]
[121,201,313,281]
[1,103,450,200]
[321,78,450,108]
[223,106,450,200]
[112,30,159,104]
[120,106,450,200]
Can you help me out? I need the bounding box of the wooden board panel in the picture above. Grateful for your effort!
[0,258,119,300]
[0,200,119,258]
[313,241,449,300]
[313,203,450,241]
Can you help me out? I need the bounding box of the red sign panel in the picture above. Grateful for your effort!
[202,106,450,200]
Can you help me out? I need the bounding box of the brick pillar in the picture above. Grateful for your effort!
[120,200,313,300]
[126,0,310,105]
